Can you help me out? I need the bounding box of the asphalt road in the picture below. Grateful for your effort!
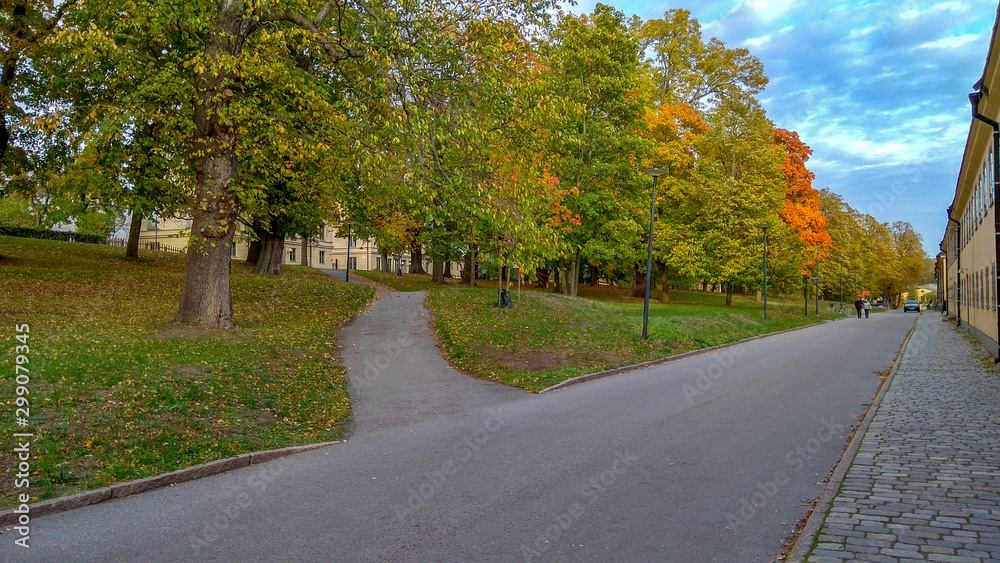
[0,299,917,562]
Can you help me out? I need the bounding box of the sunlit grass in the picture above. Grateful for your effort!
[428,283,845,392]
[0,237,374,508]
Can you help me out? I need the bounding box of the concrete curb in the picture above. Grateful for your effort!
[538,318,839,394]
[785,314,920,562]
[0,441,340,527]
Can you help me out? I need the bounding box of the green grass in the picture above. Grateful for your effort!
[428,282,848,392]
[0,236,374,508]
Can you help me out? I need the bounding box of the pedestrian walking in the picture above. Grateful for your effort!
[854,296,863,319]
[863,298,871,319]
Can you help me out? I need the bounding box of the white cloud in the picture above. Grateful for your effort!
[915,33,981,51]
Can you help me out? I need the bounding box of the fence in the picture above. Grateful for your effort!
[107,238,187,254]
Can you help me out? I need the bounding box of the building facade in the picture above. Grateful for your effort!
[138,217,411,273]
[940,5,1000,351]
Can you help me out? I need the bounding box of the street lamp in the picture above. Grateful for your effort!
[641,168,668,339]
[969,91,999,362]
[763,226,768,321]
[344,221,355,283]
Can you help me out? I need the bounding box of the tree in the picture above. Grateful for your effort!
[541,4,649,297]
[773,128,832,271]
[643,100,708,301]
[694,97,785,305]
[638,9,767,109]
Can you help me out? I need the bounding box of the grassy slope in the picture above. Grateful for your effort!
[367,273,846,392]
[0,237,374,507]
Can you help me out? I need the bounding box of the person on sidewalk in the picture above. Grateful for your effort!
[863,298,871,319]
[854,296,864,319]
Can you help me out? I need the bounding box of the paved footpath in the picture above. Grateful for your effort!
[806,314,1000,562]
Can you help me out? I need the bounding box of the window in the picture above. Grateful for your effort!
[319,251,326,264]
[289,248,296,263]
[231,243,237,258]
[349,234,357,248]
[993,263,997,310]
[348,257,357,270]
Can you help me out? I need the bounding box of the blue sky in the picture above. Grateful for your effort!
[563,0,999,256]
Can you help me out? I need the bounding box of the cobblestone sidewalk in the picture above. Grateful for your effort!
[806,314,1000,563]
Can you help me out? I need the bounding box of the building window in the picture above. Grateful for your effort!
[319,251,326,264]
[349,257,357,270]
[289,248,296,263]
[349,234,357,248]
[231,243,237,258]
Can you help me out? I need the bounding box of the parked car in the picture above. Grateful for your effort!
[903,300,920,312]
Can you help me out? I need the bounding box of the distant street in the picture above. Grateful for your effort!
[0,302,917,562]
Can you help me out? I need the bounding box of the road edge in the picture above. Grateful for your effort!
[0,441,341,527]
[784,313,921,562]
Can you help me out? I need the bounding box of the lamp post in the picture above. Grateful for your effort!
[969,91,999,362]
[763,226,768,321]
[839,263,844,311]
[641,168,668,339]
[344,221,355,283]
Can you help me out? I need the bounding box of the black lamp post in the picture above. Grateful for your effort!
[763,226,768,321]
[344,221,355,283]
[641,168,668,339]
[969,91,999,362]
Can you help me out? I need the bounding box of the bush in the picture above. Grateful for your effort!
[0,225,107,245]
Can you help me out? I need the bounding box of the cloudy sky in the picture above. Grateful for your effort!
[563,0,999,256]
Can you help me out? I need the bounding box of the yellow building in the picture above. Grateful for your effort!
[138,216,411,273]
[941,5,1000,352]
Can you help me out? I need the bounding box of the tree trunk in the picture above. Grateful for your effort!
[301,235,309,266]
[589,264,599,286]
[409,239,426,274]
[125,211,142,259]
[657,261,669,303]
[558,258,569,295]
[431,260,446,284]
[570,250,580,297]
[245,218,264,265]
[536,267,549,288]
[172,11,246,329]
[254,232,284,275]
[553,266,561,293]
[632,264,646,298]
[444,260,453,278]
[725,283,734,306]
[461,249,477,286]
[380,249,389,272]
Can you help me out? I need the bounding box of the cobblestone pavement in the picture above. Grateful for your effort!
[806,314,1000,562]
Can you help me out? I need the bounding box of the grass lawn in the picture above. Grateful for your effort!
[415,276,850,392]
[0,237,374,509]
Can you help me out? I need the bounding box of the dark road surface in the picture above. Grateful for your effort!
[0,297,916,562]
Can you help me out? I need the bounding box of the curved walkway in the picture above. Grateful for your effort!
[338,291,526,433]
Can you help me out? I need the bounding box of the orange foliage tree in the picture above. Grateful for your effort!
[773,128,832,269]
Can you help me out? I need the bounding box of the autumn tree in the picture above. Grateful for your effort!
[643,100,708,301]
[773,128,832,273]
[694,97,785,305]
